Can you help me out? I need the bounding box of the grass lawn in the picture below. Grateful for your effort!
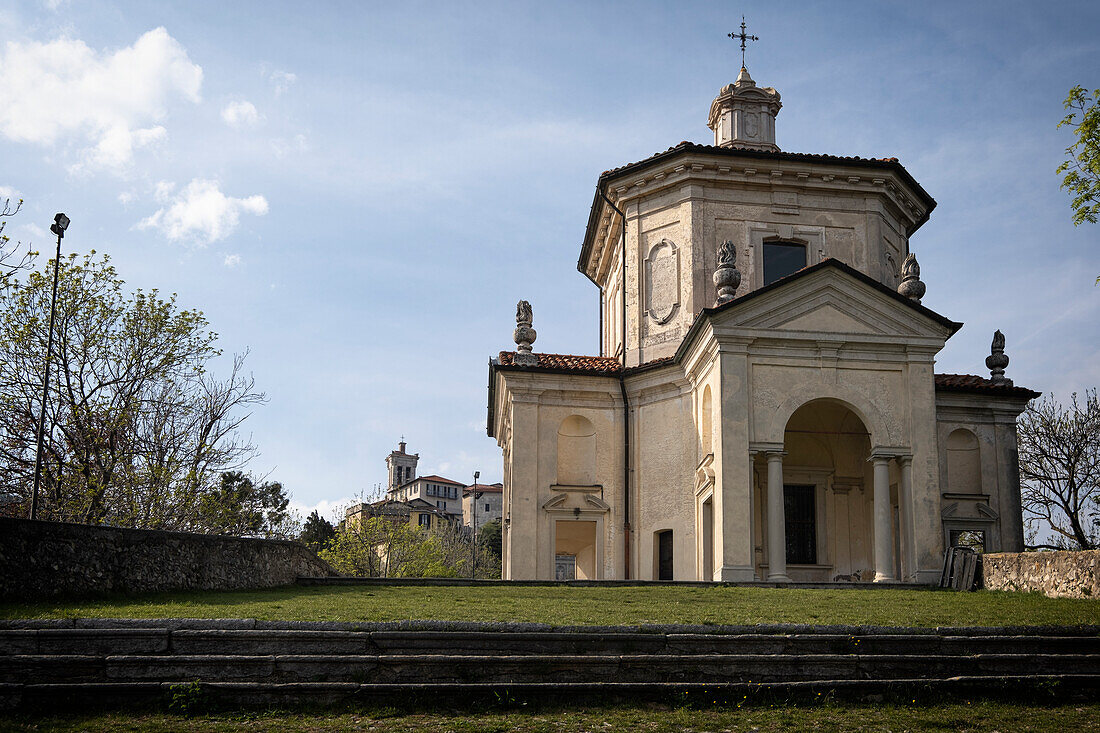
[1,703,1098,732]
[2,584,1098,627]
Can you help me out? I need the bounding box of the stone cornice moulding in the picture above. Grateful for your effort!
[550,484,604,493]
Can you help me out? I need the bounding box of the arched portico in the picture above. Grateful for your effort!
[756,399,911,583]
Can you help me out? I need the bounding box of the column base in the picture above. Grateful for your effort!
[766,573,792,583]
[718,565,758,582]
[873,572,898,583]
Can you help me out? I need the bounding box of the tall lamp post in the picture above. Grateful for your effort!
[29,213,69,520]
[470,470,482,579]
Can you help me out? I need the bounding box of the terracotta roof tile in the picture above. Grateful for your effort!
[495,358,1038,399]
[496,351,677,375]
[934,373,1040,399]
[413,474,464,485]
[497,351,622,374]
[599,141,915,179]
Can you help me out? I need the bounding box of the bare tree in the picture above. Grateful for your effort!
[0,198,36,280]
[0,251,268,531]
[1018,389,1100,550]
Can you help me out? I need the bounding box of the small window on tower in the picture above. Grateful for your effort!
[763,241,807,286]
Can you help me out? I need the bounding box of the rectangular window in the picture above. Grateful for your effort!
[784,484,817,565]
[763,241,807,286]
[418,513,431,527]
[485,503,490,512]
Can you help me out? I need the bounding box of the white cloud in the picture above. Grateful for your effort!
[153,180,176,201]
[117,191,135,205]
[223,253,242,268]
[270,133,310,159]
[0,186,21,202]
[270,70,296,97]
[290,497,355,524]
[221,100,261,129]
[137,179,268,244]
[0,27,202,173]
[17,223,48,241]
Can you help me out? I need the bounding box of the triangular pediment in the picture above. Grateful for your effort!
[707,262,959,341]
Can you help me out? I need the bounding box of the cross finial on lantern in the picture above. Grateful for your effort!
[728,16,759,69]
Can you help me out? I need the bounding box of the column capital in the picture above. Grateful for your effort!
[749,441,784,455]
[895,454,914,467]
[869,447,909,463]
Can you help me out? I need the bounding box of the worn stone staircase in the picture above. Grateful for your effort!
[1,619,1098,711]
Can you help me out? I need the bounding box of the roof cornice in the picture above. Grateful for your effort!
[578,142,937,280]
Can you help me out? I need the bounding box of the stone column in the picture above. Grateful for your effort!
[897,455,915,581]
[766,451,790,582]
[872,455,896,582]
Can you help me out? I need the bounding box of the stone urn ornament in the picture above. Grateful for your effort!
[986,330,1012,385]
[513,300,538,366]
[713,240,741,306]
[897,253,926,303]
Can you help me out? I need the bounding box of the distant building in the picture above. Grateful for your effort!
[345,497,450,532]
[463,482,503,528]
[387,474,465,520]
[385,439,419,492]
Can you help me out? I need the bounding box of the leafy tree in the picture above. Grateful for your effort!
[319,512,498,578]
[197,471,294,538]
[1057,86,1100,227]
[477,518,503,561]
[300,510,336,550]
[1018,389,1099,550]
[0,250,266,531]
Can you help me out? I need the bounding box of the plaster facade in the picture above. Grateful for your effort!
[487,67,1038,583]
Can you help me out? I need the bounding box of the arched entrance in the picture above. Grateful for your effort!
[755,400,900,583]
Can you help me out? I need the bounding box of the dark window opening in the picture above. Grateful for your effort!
[950,529,985,553]
[657,530,674,580]
[784,484,816,564]
[763,241,807,286]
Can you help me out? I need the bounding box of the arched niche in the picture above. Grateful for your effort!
[946,428,982,495]
[557,415,597,486]
[700,384,713,457]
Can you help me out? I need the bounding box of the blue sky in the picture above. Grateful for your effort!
[2,0,1097,521]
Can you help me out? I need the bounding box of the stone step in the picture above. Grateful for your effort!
[2,653,1096,684]
[3,675,1099,712]
[4,628,1098,658]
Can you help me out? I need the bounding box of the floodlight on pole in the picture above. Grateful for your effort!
[470,470,481,579]
[29,213,68,521]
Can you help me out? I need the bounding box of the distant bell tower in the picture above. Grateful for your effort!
[708,18,781,152]
[386,437,419,494]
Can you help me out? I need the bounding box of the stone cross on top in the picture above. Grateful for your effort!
[728,16,759,69]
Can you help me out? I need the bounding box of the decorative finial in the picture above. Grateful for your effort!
[728,16,759,69]
[513,300,538,366]
[986,330,1012,386]
[713,240,741,306]
[897,253,926,303]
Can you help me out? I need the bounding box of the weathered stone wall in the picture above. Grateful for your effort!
[982,550,1100,599]
[0,517,336,601]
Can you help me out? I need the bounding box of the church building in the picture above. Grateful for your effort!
[486,58,1039,584]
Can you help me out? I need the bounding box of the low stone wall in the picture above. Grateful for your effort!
[0,517,336,601]
[982,550,1100,599]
